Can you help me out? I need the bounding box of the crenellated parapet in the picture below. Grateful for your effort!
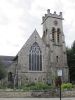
[42,9,63,24]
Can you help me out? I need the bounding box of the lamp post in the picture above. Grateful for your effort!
[57,70,62,100]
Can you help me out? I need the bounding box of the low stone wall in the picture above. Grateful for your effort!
[0,91,31,98]
[62,90,75,97]
[0,90,75,98]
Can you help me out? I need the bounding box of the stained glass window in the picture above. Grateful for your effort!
[29,42,42,71]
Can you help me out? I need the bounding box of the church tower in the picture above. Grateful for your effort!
[7,9,69,86]
[42,9,68,82]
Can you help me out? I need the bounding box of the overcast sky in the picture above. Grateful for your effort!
[0,0,75,56]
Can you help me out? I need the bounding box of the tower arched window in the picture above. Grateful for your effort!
[57,28,61,43]
[46,29,47,35]
[29,42,42,71]
[52,27,56,42]
[43,31,45,37]
[56,56,58,62]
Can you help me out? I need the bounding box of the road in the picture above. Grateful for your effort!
[0,98,75,100]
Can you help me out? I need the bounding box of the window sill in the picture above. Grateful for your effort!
[28,71,43,73]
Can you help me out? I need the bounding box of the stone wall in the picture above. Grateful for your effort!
[0,90,75,98]
[62,90,75,97]
[0,91,31,98]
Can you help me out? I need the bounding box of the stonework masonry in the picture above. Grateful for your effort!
[7,9,69,86]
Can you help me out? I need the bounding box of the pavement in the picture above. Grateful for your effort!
[0,98,75,100]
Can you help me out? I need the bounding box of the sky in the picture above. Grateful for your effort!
[0,0,75,56]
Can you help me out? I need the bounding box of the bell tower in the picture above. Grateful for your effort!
[42,9,68,82]
[42,9,64,45]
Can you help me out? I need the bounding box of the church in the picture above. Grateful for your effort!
[7,9,69,86]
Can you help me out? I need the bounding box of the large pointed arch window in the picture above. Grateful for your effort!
[29,42,42,71]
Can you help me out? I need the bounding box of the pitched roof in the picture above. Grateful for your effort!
[0,56,15,67]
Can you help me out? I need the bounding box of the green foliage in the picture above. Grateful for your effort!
[21,86,30,91]
[0,61,6,80]
[72,84,75,89]
[19,82,52,91]
[25,82,35,87]
[72,40,75,53]
[66,40,75,83]
[61,83,73,90]
[0,84,7,89]
[31,82,50,90]
[18,84,30,91]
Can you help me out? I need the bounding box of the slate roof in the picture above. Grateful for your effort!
[0,56,15,67]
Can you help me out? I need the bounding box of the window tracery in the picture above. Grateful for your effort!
[29,42,42,71]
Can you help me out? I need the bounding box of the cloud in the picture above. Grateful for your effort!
[29,0,75,47]
[0,0,75,56]
[61,0,75,47]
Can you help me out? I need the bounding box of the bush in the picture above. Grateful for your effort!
[61,83,73,90]
[72,84,75,89]
[19,84,30,91]
[19,82,52,91]
[22,86,30,91]
[26,82,35,87]
[30,82,52,90]
[0,62,7,80]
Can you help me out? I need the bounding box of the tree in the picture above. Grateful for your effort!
[0,61,6,80]
[67,41,75,83]
[72,40,75,53]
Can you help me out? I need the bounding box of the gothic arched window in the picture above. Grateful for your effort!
[29,42,42,71]
[52,27,56,42]
[57,28,61,43]
[56,56,58,62]
[46,29,47,35]
[43,31,45,37]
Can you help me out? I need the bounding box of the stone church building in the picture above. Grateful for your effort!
[7,9,68,86]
